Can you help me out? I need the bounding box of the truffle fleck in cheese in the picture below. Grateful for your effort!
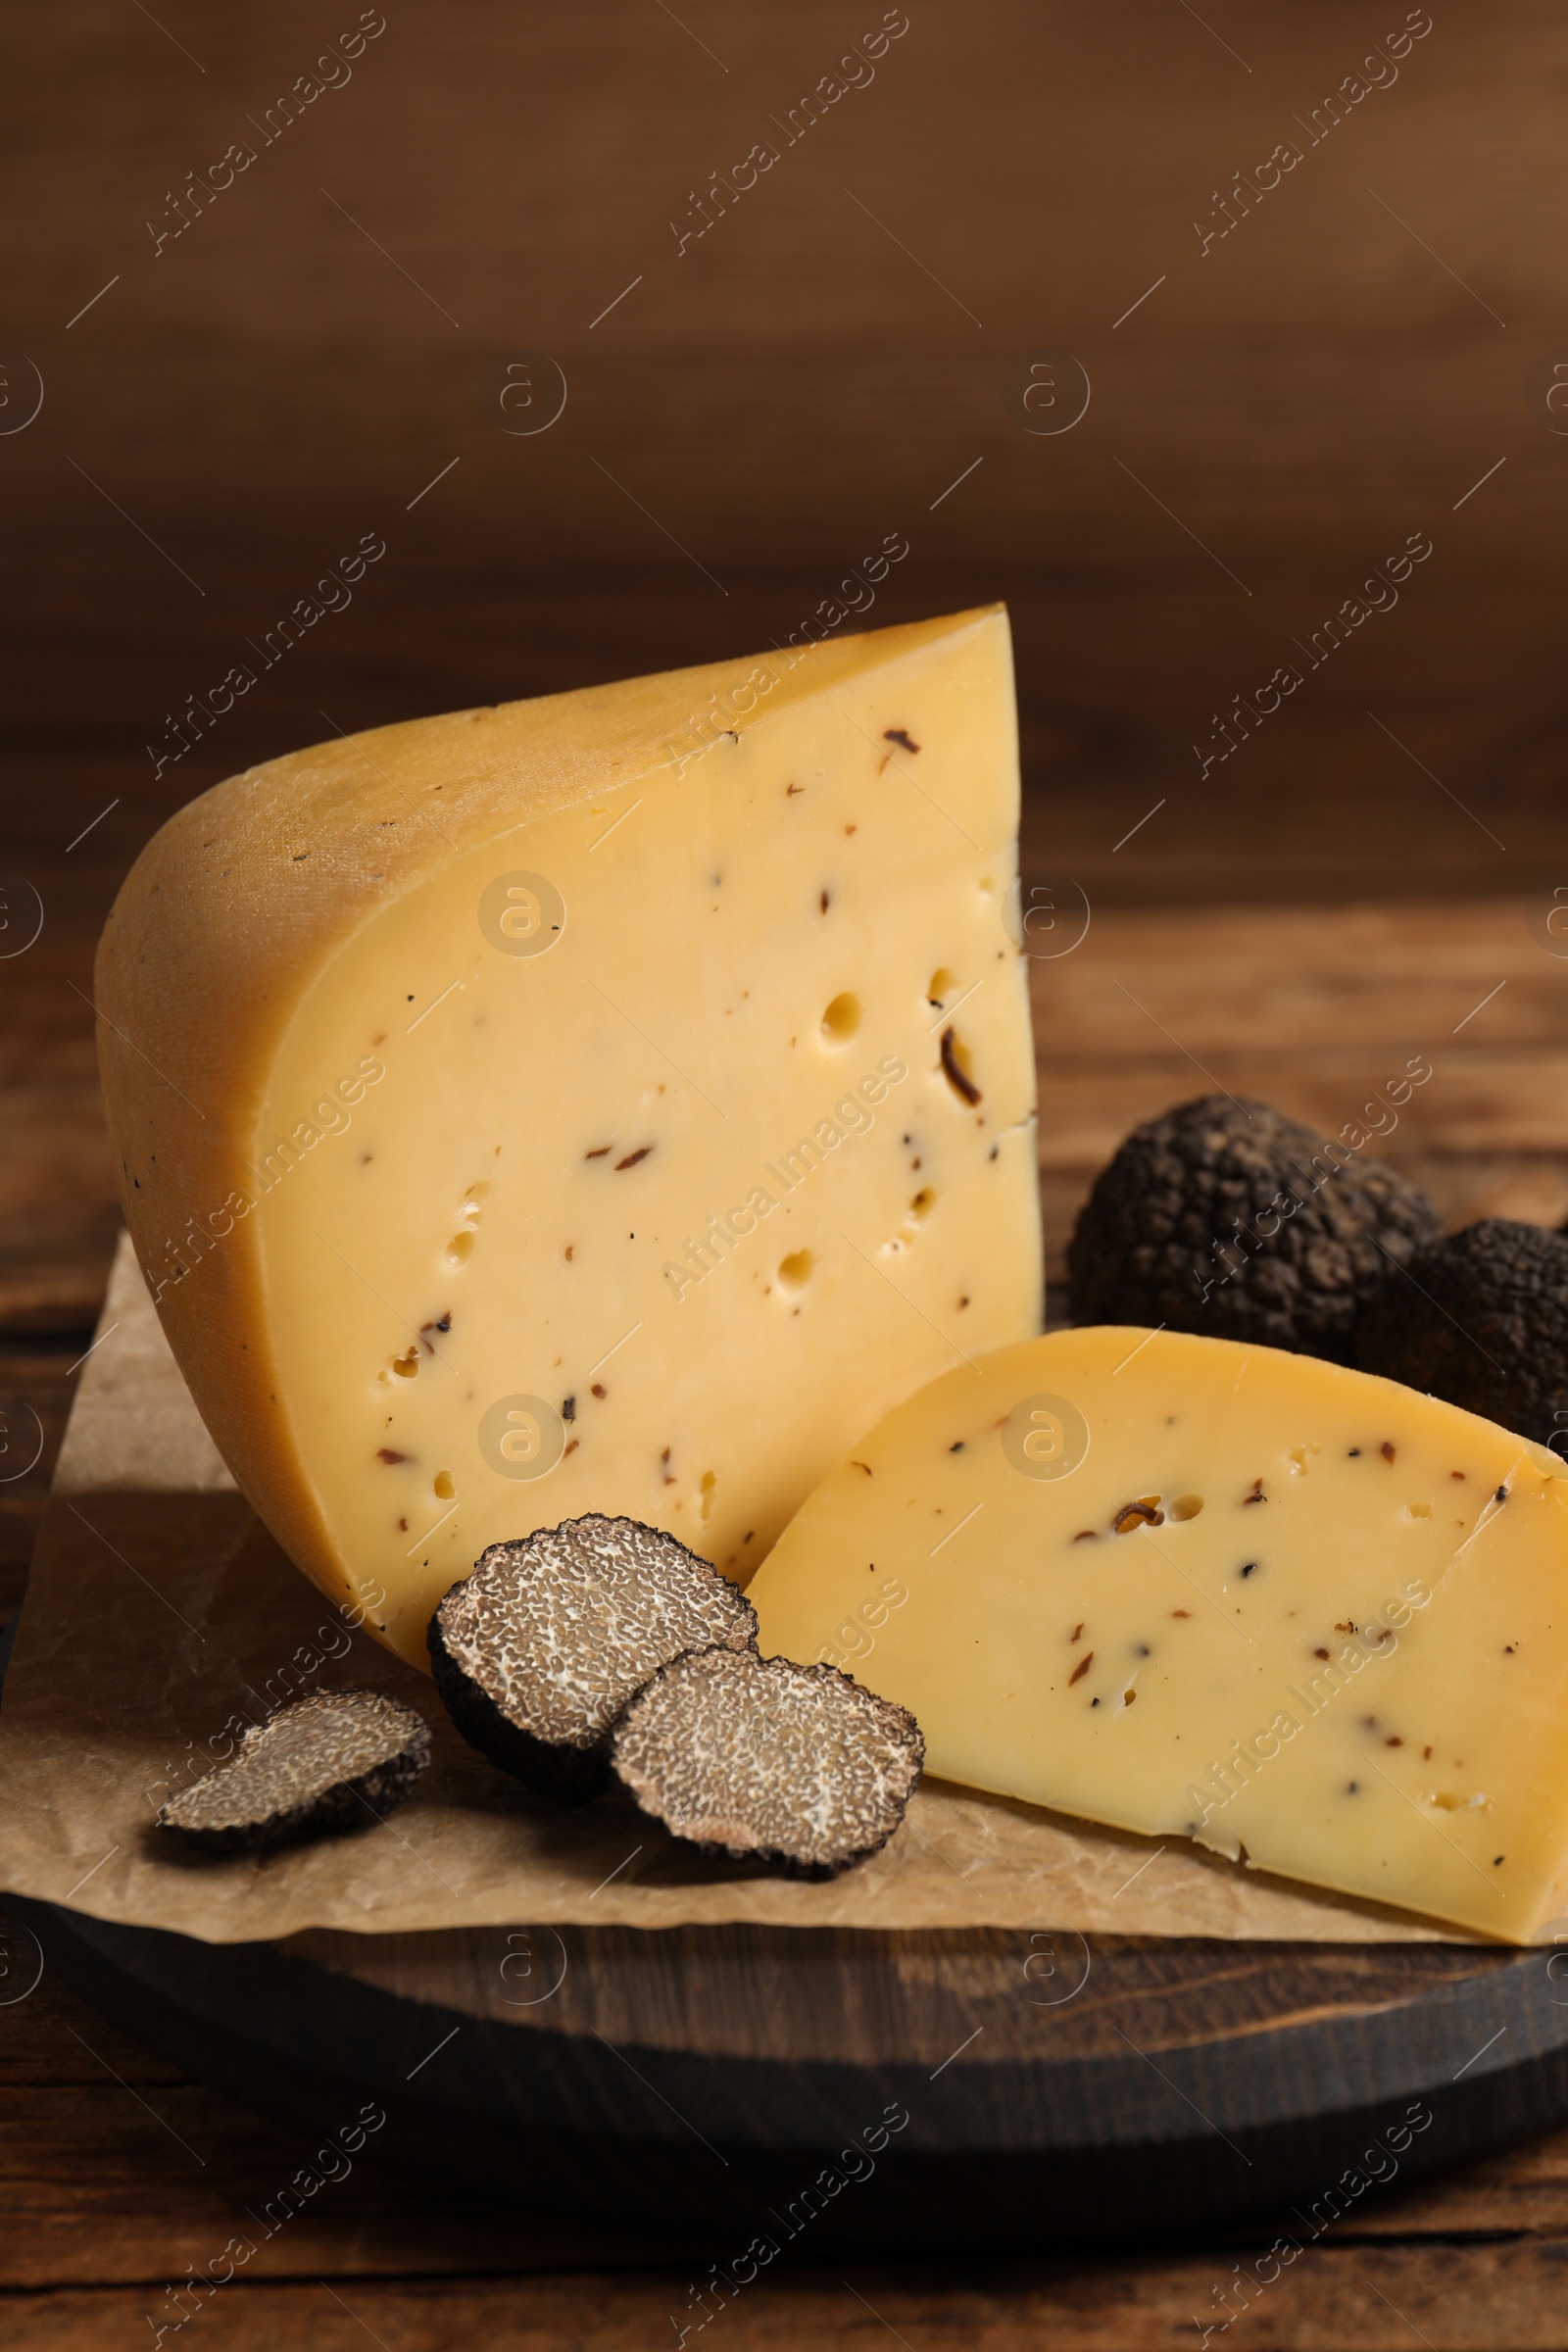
[748,1327,1568,1941]
[96,609,1040,1665]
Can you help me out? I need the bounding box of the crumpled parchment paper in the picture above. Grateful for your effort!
[0,1237,1459,1943]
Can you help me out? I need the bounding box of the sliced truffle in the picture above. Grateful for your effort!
[428,1514,757,1802]
[1067,1095,1439,1361]
[1356,1219,1568,1448]
[156,1690,431,1854]
[608,1649,923,1878]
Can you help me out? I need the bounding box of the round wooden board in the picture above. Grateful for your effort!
[16,1895,1568,2252]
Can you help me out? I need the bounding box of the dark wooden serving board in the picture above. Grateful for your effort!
[13,1892,1568,2253]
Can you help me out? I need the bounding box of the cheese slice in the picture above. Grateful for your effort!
[96,609,1041,1666]
[748,1326,1568,1940]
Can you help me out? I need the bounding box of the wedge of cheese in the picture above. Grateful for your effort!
[748,1327,1568,1940]
[96,609,1041,1666]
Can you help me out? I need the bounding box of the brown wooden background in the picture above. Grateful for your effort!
[6,2,1568,2342]
[7,2,1568,928]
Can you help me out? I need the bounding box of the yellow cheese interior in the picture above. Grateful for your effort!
[748,1327,1568,1941]
[98,610,1041,1665]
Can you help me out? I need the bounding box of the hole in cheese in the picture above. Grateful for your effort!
[939,1026,981,1106]
[1111,1496,1163,1534]
[1169,1493,1204,1520]
[909,1188,936,1222]
[433,1470,455,1499]
[927,967,957,1008]
[701,1470,717,1522]
[392,1347,419,1380]
[447,1232,475,1264]
[777,1250,814,1294]
[820,992,860,1046]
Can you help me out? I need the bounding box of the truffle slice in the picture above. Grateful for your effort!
[1356,1219,1568,1448]
[608,1649,923,1878]
[428,1514,758,1802]
[1067,1094,1440,1361]
[156,1689,431,1854]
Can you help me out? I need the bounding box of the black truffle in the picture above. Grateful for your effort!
[428,1514,757,1802]
[1355,1219,1568,1448]
[156,1689,431,1854]
[1067,1095,1439,1361]
[608,1649,924,1878]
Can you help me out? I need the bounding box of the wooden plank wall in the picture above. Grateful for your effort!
[3,1,1565,921]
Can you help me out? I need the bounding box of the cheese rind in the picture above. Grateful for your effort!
[96,610,1041,1664]
[747,1327,1568,1941]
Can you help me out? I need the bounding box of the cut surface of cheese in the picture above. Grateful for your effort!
[96,609,1040,1666]
[747,1327,1568,1941]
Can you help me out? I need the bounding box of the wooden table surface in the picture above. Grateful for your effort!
[6,889,1568,2346]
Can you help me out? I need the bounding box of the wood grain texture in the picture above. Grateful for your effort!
[4,1,1568,925]
[283,1924,1506,2059]
[3,1909,1568,2332]
[12,2241,1568,2350]
[16,1877,1568,2259]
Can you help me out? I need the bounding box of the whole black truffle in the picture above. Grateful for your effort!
[428,1515,758,1803]
[156,1689,431,1854]
[608,1649,923,1879]
[1067,1095,1440,1361]
[1355,1219,1568,1448]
